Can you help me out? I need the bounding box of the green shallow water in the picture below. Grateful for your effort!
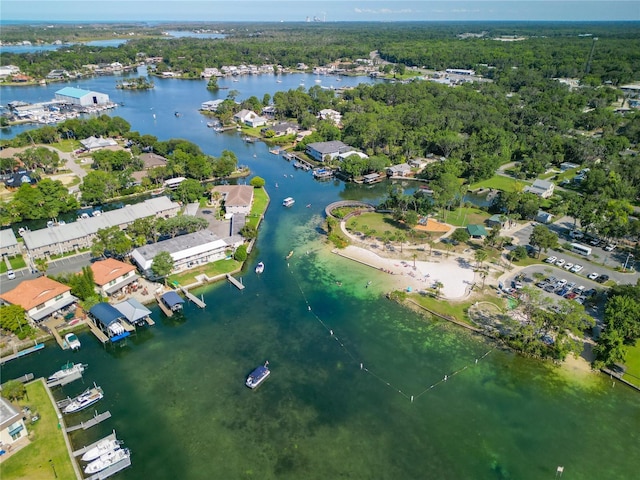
[3,210,640,480]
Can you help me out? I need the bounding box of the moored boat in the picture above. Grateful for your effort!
[255,262,264,274]
[64,333,81,350]
[48,362,86,382]
[84,448,130,474]
[246,361,270,389]
[63,386,104,414]
[81,438,122,462]
[282,197,295,207]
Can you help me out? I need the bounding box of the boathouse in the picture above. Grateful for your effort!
[161,291,185,312]
[54,87,110,106]
[88,303,130,342]
[113,298,153,327]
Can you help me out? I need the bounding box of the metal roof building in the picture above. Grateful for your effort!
[22,196,180,259]
[55,87,110,106]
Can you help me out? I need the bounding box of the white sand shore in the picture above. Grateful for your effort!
[337,245,476,299]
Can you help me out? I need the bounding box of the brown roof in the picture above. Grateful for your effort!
[212,185,254,208]
[139,153,168,170]
[0,276,71,310]
[90,258,137,286]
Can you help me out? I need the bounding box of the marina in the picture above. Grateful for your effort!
[66,410,112,432]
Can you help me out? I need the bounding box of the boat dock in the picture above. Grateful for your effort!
[66,410,112,432]
[226,274,245,290]
[87,319,110,344]
[179,287,206,308]
[85,456,131,480]
[46,370,83,388]
[155,292,174,317]
[72,430,117,457]
[0,341,45,365]
[145,316,156,326]
[49,326,67,349]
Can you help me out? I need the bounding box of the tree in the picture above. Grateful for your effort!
[1,380,26,402]
[240,224,257,239]
[0,304,31,338]
[433,281,444,299]
[529,225,558,258]
[151,251,174,281]
[451,228,470,243]
[207,77,219,91]
[234,244,248,261]
[249,176,265,188]
[34,257,48,275]
[173,179,205,204]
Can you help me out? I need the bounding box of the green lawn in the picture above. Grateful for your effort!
[469,175,527,193]
[623,341,640,383]
[438,206,488,227]
[1,380,76,480]
[168,257,242,286]
[246,186,269,228]
[346,211,403,237]
[410,293,505,326]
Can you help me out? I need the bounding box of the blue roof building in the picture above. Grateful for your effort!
[89,302,130,342]
[161,291,185,312]
[55,87,110,106]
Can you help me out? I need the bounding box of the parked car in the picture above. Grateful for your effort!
[587,272,599,280]
[563,263,574,270]
[570,230,584,239]
[570,264,584,273]
[555,259,566,267]
[545,256,558,264]
[596,274,610,284]
[7,269,15,280]
[604,244,616,252]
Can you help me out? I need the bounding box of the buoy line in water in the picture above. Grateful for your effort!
[288,261,496,403]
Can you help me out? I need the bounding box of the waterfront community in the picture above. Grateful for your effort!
[1,20,640,480]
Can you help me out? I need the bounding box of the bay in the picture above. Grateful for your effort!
[1,74,639,479]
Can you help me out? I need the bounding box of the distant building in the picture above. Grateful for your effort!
[535,211,554,224]
[486,214,508,228]
[233,109,268,127]
[90,258,139,297]
[212,185,254,215]
[201,99,224,111]
[0,276,77,324]
[55,87,110,106]
[386,163,412,177]
[0,397,27,446]
[80,136,118,151]
[131,230,228,276]
[3,170,36,188]
[318,108,342,125]
[0,229,20,258]
[306,141,351,162]
[467,224,489,239]
[337,150,368,162]
[524,179,555,198]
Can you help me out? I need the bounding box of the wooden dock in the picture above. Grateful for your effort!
[73,430,117,457]
[145,316,156,326]
[49,327,66,349]
[0,341,45,365]
[86,456,131,480]
[226,274,245,290]
[180,287,206,308]
[87,320,110,344]
[66,410,111,432]
[155,293,174,317]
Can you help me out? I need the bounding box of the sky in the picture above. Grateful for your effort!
[1,1,639,23]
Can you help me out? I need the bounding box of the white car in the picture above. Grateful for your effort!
[563,263,574,270]
[545,256,557,264]
[604,244,616,252]
[570,264,584,273]
[7,270,15,280]
[587,272,599,280]
[555,259,566,267]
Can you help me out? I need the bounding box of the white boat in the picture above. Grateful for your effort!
[246,361,270,389]
[64,333,81,350]
[48,362,86,382]
[81,438,122,462]
[255,262,264,274]
[282,197,295,207]
[84,448,130,474]
[63,386,104,414]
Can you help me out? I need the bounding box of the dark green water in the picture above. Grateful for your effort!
[3,208,640,480]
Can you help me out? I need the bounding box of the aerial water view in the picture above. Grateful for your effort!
[0,1,639,479]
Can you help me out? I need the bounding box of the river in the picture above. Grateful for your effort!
[1,74,639,480]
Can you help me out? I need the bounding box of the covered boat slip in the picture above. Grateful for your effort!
[88,303,133,344]
[113,298,155,326]
[157,290,185,317]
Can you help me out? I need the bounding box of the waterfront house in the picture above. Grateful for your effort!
[3,170,36,189]
[131,152,168,185]
[91,258,138,297]
[212,185,254,215]
[130,230,228,278]
[263,122,298,137]
[21,196,181,259]
[0,277,77,324]
[337,151,368,162]
[306,141,351,162]
[524,179,555,198]
[362,172,383,184]
[318,109,342,126]
[55,86,110,106]
[386,163,412,177]
[233,109,268,127]
[0,229,20,258]
[0,397,27,447]
[201,99,224,111]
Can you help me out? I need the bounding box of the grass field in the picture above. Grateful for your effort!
[410,293,505,326]
[1,380,76,480]
[438,206,488,227]
[623,341,640,385]
[469,175,527,193]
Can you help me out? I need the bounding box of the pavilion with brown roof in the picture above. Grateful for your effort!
[0,277,77,323]
[90,258,138,296]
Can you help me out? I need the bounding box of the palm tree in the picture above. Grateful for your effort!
[433,281,444,299]
[474,249,488,269]
[396,232,407,253]
[412,253,417,268]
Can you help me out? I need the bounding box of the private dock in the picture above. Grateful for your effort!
[0,341,45,365]
[87,320,110,344]
[46,370,83,388]
[155,292,174,317]
[49,327,67,349]
[145,316,156,326]
[66,410,112,432]
[85,456,131,480]
[73,430,117,457]
[180,287,206,308]
[226,274,245,290]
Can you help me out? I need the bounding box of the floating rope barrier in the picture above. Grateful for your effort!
[287,259,496,403]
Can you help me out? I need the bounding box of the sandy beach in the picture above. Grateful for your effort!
[336,245,476,299]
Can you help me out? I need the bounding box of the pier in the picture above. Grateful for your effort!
[73,430,117,457]
[226,274,245,290]
[180,287,206,308]
[66,410,112,432]
[0,341,45,365]
[87,319,110,344]
[48,326,67,349]
[85,456,131,480]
